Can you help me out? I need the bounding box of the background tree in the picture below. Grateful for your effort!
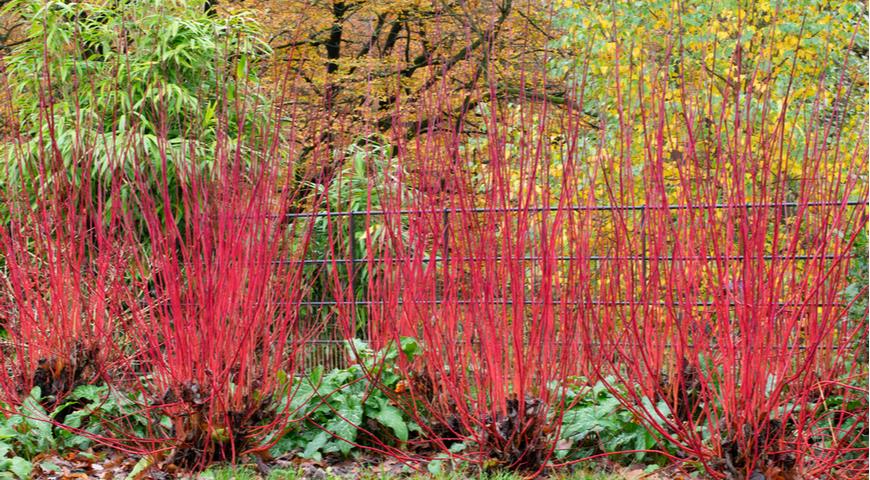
[550,0,868,198]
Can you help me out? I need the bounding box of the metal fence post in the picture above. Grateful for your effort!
[442,208,450,264]
[348,210,357,330]
[640,206,647,283]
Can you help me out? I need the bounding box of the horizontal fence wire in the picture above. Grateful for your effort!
[292,300,847,307]
[282,200,866,219]
[279,254,844,265]
[288,339,842,351]
[181,300,848,307]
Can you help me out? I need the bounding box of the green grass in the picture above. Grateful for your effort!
[198,465,625,480]
[198,466,304,479]
[200,466,260,480]
[267,469,302,480]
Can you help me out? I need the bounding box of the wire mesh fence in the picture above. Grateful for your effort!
[295,199,866,372]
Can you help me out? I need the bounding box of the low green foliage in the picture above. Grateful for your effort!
[270,338,422,461]
[0,354,864,477]
[0,385,167,479]
[810,376,869,463]
[0,387,89,479]
[555,380,667,467]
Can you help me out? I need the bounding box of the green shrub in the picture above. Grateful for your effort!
[1,0,271,219]
[0,385,163,479]
[270,338,422,461]
[555,379,669,467]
